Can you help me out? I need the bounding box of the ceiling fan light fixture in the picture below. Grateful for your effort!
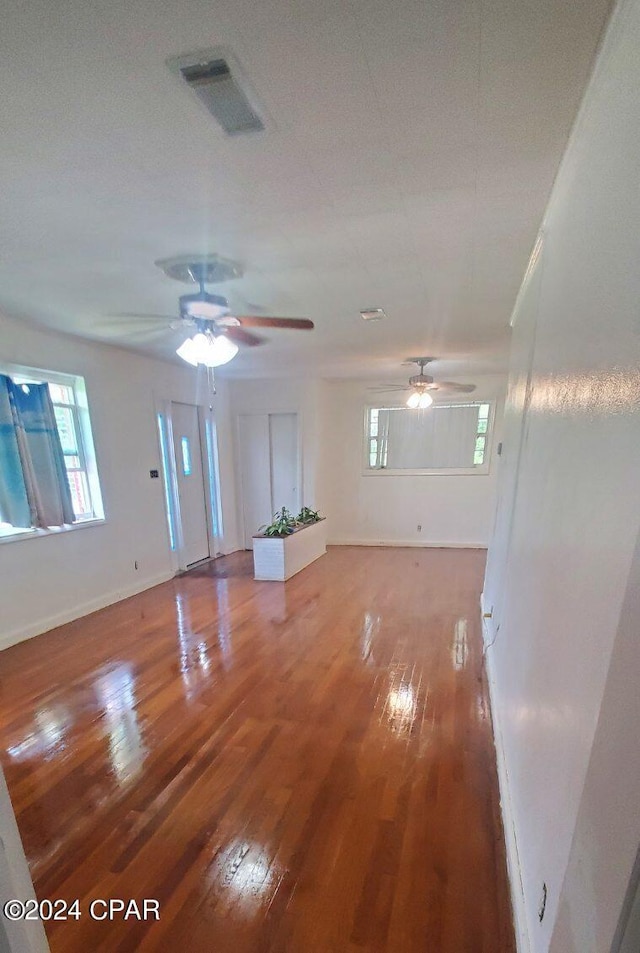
[176,331,238,367]
[406,389,433,409]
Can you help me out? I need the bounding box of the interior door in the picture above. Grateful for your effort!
[238,412,299,549]
[171,402,210,566]
[239,414,272,550]
[269,413,299,515]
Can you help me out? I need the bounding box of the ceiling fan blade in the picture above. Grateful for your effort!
[99,326,175,341]
[368,385,408,392]
[435,382,476,393]
[235,316,314,330]
[107,311,178,322]
[94,319,174,334]
[223,326,265,347]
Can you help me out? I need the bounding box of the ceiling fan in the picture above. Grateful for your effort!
[108,259,314,368]
[370,357,476,408]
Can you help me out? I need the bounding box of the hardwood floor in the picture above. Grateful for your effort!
[0,547,514,952]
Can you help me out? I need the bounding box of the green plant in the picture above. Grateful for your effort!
[297,506,321,524]
[261,507,298,537]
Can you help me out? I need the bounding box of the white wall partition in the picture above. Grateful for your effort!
[0,762,48,952]
[483,0,640,949]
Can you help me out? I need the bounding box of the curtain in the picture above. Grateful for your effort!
[385,405,480,469]
[0,375,31,527]
[5,379,75,527]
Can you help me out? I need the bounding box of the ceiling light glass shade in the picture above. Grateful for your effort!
[176,332,238,367]
[406,390,434,409]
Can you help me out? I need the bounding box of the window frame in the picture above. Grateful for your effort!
[362,400,496,477]
[0,363,106,544]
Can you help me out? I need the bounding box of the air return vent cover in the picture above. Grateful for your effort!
[168,48,266,136]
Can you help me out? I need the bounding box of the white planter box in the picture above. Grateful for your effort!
[253,519,327,581]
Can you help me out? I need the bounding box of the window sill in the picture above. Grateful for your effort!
[0,518,106,546]
[362,466,491,477]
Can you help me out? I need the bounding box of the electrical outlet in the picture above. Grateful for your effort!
[538,883,547,922]
[417,524,422,532]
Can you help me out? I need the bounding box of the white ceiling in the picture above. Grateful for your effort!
[0,0,611,380]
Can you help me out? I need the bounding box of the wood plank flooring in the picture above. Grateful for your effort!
[0,547,514,952]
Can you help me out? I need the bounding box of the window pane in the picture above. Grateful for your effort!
[365,403,492,471]
[48,383,75,404]
[54,405,79,454]
[371,405,480,469]
[157,414,176,551]
[66,470,91,518]
[64,455,81,469]
[181,436,192,476]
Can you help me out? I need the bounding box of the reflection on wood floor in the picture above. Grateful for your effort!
[0,546,514,952]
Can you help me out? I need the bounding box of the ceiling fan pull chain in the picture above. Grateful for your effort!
[207,365,217,404]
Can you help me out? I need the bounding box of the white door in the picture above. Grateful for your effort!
[171,402,210,566]
[269,413,299,515]
[239,414,272,550]
[238,413,299,549]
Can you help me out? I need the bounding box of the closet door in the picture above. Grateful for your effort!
[238,414,272,550]
[269,413,299,515]
[238,413,299,550]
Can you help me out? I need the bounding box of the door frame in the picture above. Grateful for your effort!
[156,398,223,573]
[236,410,303,550]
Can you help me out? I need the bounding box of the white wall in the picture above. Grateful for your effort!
[319,376,505,547]
[552,528,640,953]
[483,0,640,948]
[0,313,239,648]
[0,763,48,952]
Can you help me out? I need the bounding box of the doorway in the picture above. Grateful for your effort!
[238,412,299,549]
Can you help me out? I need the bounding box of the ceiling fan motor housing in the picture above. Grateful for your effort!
[179,289,230,321]
[409,372,434,387]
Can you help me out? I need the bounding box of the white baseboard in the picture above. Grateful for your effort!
[481,594,531,953]
[329,538,488,549]
[0,571,175,652]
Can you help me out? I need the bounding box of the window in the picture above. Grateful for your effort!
[181,436,192,476]
[0,366,104,539]
[157,413,177,551]
[365,402,493,474]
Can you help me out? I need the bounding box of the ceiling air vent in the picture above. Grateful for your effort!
[360,308,387,321]
[169,48,265,136]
